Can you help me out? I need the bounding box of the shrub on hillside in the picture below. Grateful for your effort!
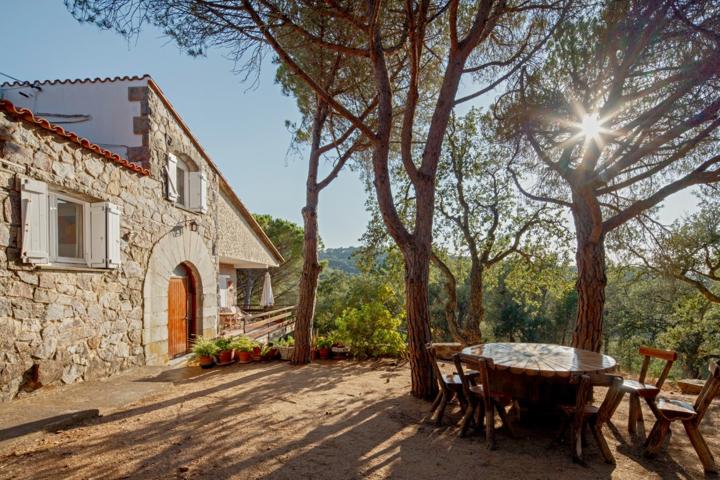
[334,302,407,359]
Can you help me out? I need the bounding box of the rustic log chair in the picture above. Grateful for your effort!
[426,343,468,425]
[555,373,624,464]
[609,346,677,438]
[644,360,720,474]
[453,353,514,449]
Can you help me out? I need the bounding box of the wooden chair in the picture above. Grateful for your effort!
[644,360,720,474]
[453,353,514,449]
[609,346,677,437]
[427,343,467,425]
[555,373,624,464]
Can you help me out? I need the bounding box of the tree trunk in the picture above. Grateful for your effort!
[404,246,436,400]
[464,260,485,344]
[571,195,607,352]
[291,102,326,365]
[291,196,321,364]
[430,252,463,343]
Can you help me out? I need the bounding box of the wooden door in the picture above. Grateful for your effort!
[168,277,190,358]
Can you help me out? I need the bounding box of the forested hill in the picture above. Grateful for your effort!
[319,247,360,274]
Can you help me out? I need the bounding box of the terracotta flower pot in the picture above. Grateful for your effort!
[217,349,233,364]
[198,355,214,369]
[311,348,319,360]
[236,350,252,364]
[319,347,331,360]
[252,346,261,356]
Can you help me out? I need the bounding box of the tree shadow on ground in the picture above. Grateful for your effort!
[0,362,715,480]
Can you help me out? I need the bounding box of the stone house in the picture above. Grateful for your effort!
[0,75,283,401]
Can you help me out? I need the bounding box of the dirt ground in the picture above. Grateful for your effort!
[0,360,717,480]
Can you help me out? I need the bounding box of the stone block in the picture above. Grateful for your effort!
[16,270,38,285]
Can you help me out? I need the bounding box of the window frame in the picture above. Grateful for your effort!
[175,157,190,208]
[48,191,90,265]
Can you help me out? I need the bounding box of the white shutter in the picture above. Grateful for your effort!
[218,275,229,308]
[106,203,121,268]
[189,171,207,213]
[166,154,178,202]
[90,202,122,268]
[20,178,49,264]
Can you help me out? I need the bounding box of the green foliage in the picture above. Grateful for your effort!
[659,297,720,377]
[484,254,576,344]
[214,337,233,352]
[276,335,295,347]
[191,337,219,357]
[319,247,361,275]
[239,214,304,307]
[314,269,404,335]
[315,336,333,349]
[334,302,407,359]
[230,336,256,353]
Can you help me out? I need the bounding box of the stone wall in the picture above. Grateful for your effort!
[0,85,224,401]
[217,190,277,266]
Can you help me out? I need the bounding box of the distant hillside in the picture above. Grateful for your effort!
[320,247,360,274]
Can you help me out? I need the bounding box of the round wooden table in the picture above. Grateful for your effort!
[461,343,617,412]
[462,342,617,377]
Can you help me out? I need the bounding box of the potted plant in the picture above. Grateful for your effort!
[331,338,350,360]
[260,344,278,361]
[277,336,296,361]
[214,337,234,365]
[191,337,219,368]
[251,343,262,362]
[231,336,255,364]
[316,336,333,360]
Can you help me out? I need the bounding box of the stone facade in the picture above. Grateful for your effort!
[217,190,278,266]
[0,79,280,401]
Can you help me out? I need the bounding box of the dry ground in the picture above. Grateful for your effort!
[0,360,717,479]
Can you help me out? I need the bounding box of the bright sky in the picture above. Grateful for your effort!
[3,2,697,249]
[2,1,369,248]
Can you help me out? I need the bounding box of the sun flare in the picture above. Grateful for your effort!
[580,113,601,139]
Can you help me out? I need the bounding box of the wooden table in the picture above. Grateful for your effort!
[462,343,617,412]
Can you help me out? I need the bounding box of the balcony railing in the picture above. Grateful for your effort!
[219,305,295,344]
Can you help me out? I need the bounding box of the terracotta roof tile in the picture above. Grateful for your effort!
[0,99,150,176]
[1,74,151,88]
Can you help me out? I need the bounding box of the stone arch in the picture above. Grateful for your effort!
[143,229,217,365]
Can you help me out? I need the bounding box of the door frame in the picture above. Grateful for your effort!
[168,262,197,358]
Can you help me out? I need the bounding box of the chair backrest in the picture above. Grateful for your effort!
[693,360,720,424]
[454,353,493,403]
[430,342,463,361]
[571,373,624,424]
[638,346,677,389]
[426,343,446,389]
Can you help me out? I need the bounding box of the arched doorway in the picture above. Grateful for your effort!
[167,263,198,358]
[143,229,218,365]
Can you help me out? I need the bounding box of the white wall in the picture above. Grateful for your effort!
[1,78,148,157]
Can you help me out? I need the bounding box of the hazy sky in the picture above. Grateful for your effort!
[3,2,698,249]
[2,1,369,248]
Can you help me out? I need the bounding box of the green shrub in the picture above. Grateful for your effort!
[334,301,407,359]
[191,337,219,357]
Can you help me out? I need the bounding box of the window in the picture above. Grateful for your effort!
[176,158,189,207]
[20,178,121,269]
[49,193,88,264]
[165,153,207,213]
